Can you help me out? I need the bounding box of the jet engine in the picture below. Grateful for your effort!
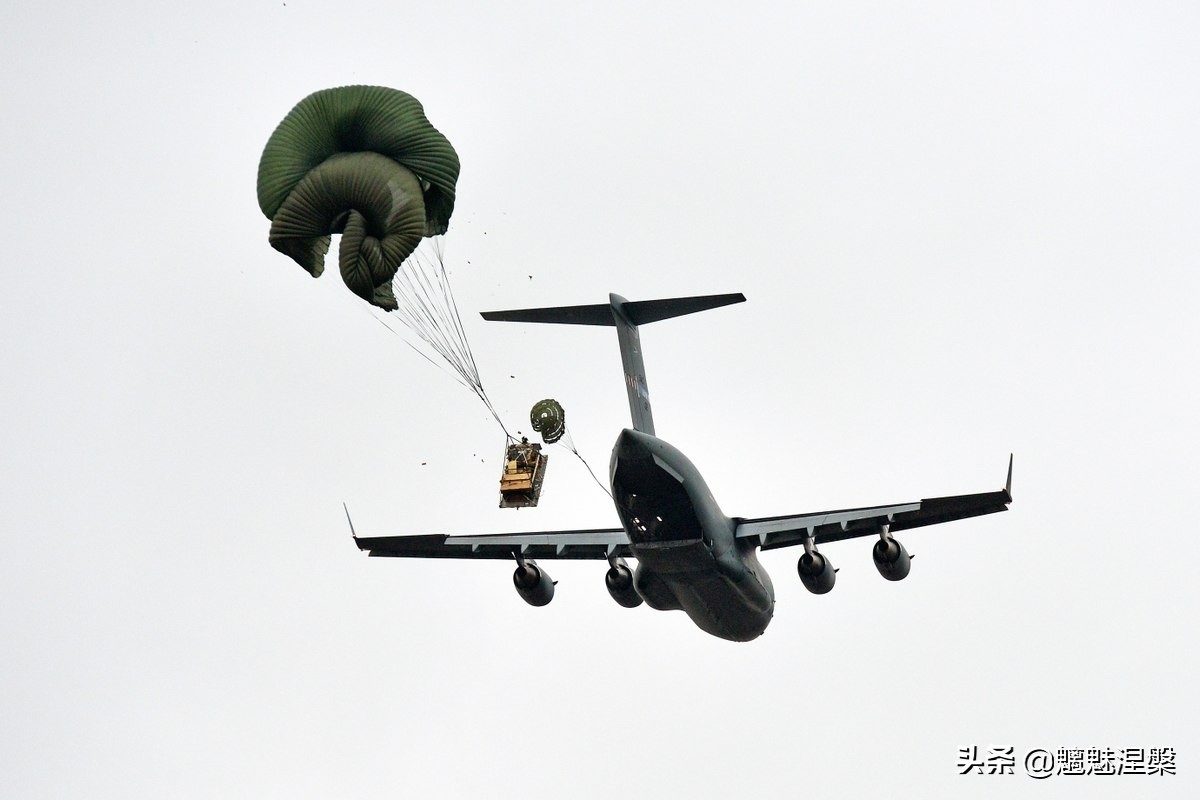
[513,560,555,606]
[872,537,911,581]
[605,559,644,608]
[797,551,836,594]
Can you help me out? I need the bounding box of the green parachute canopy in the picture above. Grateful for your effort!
[530,399,566,444]
[257,85,460,310]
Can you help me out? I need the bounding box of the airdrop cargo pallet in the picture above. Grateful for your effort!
[499,441,547,508]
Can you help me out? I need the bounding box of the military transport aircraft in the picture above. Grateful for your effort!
[352,293,1012,641]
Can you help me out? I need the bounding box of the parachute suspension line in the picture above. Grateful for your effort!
[364,305,475,392]
[391,240,473,386]
[386,237,515,442]
[432,237,486,399]
[557,425,613,499]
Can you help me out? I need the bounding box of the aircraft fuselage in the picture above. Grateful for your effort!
[610,428,775,641]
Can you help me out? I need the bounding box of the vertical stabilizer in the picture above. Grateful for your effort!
[609,294,654,434]
[482,292,745,435]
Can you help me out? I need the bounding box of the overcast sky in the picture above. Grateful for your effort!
[2,2,1197,798]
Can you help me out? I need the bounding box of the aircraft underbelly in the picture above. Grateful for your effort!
[669,570,773,642]
[633,543,774,642]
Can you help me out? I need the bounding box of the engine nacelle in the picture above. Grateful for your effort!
[872,538,911,581]
[797,551,836,594]
[513,561,555,606]
[605,560,644,608]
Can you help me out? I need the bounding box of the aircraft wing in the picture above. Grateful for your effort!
[354,528,632,561]
[736,456,1013,550]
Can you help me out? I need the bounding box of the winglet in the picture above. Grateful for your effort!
[343,502,358,540]
[1004,454,1013,502]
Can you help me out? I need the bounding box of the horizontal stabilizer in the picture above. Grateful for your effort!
[481,293,746,327]
[481,291,745,435]
[624,293,746,324]
[481,303,614,326]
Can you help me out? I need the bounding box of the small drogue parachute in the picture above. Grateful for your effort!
[527,398,610,498]
[256,85,460,310]
[529,398,566,444]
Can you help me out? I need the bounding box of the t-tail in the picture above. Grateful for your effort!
[481,292,746,435]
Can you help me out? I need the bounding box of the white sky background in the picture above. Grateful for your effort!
[1,1,1197,797]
